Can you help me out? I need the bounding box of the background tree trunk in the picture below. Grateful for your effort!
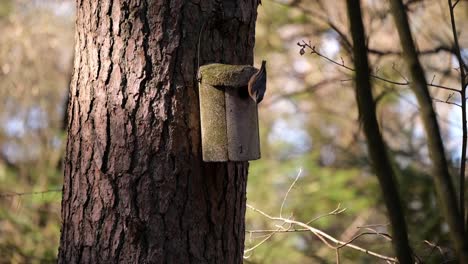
[59,1,258,263]
[346,1,413,262]
[390,0,468,261]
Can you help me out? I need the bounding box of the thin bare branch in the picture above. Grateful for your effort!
[432,97,462,107]
[298,41,461,93]
[361,227,393,243]
[424,240,445,258]
[244,223,288,257]
[280,168,302,218]
[0,189,62,199]
[337,232,390,250]
[368,46,454,56]
[305,204,346,225]
[246,205,346,235]
[246,228,310,234]
[246,204,399,263]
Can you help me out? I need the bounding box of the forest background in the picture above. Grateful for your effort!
[0,0,467,263]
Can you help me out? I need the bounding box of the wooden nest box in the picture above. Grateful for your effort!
[198,63,261,162]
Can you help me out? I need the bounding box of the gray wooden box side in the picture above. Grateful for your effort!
[198,63,261,162]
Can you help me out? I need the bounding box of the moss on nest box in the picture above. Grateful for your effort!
[199,64,257,87]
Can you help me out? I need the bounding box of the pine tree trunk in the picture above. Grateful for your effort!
[58,1,258,263]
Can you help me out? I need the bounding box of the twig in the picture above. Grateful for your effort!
[244,223,288,257]
[306,204,346,225]
[336,232,390,250]
[423,240,445,261]
[280,168,302,218]
[246,204,398,263]
[246,228,309,234]
[357,223,390,228]
[392,62,409,83]
[245,167,397,262]
[336,248,340,264]
[432,97,462,107]
[368,45,454,56]
[0,189,62,199]
[297,41,461,93]
[247,204,346,234]
[357,226,392,241]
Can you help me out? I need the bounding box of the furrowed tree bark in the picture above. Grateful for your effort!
[389,0,468,262]
[346,1,414,263]
[58,1,258,263]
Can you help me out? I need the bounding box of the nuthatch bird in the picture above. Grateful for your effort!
[248,60,267,104]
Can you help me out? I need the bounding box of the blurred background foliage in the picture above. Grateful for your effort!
[0,0,466,263]
[0,0,73,262]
